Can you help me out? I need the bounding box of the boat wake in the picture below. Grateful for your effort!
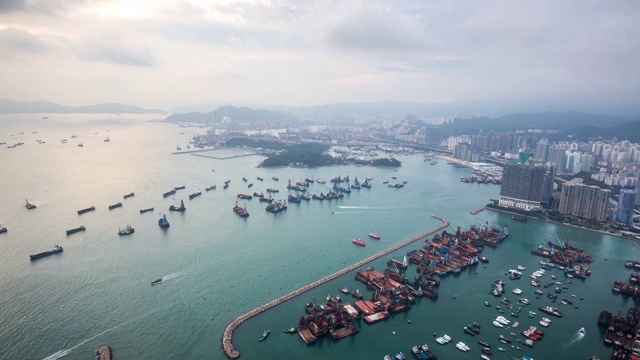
[42,309,160,360]
[561,330,585,351]
[162,272,179,281]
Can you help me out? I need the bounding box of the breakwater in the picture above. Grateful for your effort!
[221,215,449,359]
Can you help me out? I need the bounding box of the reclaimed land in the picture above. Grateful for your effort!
[221,215,449,359]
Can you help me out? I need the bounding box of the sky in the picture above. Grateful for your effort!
[0,0,639,111]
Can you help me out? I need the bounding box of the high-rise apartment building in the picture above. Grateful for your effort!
[616,189,637,225]
[498,162,547,210]
[558,181,610,222]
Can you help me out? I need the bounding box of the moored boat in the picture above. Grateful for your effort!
[352,238,365,246]
[237,194,253,200]
[29,245,63,260]
[339,287,349,294]
[118,225,135,235]
[233,201,249,217]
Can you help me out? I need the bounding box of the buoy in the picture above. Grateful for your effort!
[393,331,396,335]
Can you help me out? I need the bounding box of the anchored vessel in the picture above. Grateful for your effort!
[25,199,36,210]
[140,207,154,213]
[66,226,86,235]
[30,245,63,260]
[205,185,216,191]
[123,192,135,199]
[108,202,122,210]
[163,189,176,197]
[189,191,201,199]
[77,206,96,215]
[118,225,135,235]
[233,201,249,217]
[169,200,186,212]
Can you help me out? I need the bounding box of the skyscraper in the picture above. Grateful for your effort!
[558,181,610,222]
[617,189,637,225]
[499,162,546,210]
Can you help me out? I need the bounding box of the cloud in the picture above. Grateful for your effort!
[76,39,154,67]
[0,0,26,13]
[0,26,48,52]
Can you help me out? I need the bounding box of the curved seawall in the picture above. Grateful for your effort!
[222,215,449,359]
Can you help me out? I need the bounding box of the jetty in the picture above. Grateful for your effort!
[470,207,486,215]
[221,215,449,359]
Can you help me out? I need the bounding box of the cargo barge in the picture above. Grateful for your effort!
[163,189,176,197]
[66,226,86,235]
[77,206,96,215]
[30,245,63,260]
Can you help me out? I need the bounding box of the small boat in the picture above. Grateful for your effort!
[242,177,248,182]
[283,327,296,333]
[257,177,263,181]
[339,287,349,294]
[189,191,201,199]
[478,340,490,348]
[248,183,253,188]
[455,342,470,352]
[394,352,406,360]
[205,185,216,191]
[158,214,170,228]
[104,137,110,142]
[174,186,185,190]
[481,355,490,360]
[497,347,506,352]
[237,194,253,200]
[0,226,7,234]
[118,225,135,235]
[78,143,83,147]
[108,202,123,210]
[169,200,186,212]
[66,226,86,235]
[579,327,586,335]
[140,207,154,213]
[223,183,229,189]
[258,330,270,342]
[352,238,365,246]
[151,278,163,285]
[368,232,381,239]
[351,288,363,299]
[233,201,249,217]
[272,177,279,181]
[25,199,36,210]
[123,192,135,199]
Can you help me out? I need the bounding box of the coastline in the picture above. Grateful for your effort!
[221,215,449,359]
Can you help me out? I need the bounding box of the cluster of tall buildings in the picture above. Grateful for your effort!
[498,161,555,211]
[557,180,610,222]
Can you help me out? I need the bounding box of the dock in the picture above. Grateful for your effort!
[221,215,449,359]
[470,207,486,215]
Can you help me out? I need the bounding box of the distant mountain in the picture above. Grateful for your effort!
[443,111,639,134]
[564,120,640,142]
[0,99,165,114]
[165,105,290,123]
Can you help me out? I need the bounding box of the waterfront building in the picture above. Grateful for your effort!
[534,140,550,162]
[558,181,610,222]
[636,172,640,206]
[616,189,637,225]
[498,162,546,211]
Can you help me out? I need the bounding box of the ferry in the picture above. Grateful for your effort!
[158,214,170,228]
[352,238,365,246]
[29,245,63,260]
[118,225,135,235]
[368,232,381,239]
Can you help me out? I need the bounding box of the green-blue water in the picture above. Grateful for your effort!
[0,114,637,360]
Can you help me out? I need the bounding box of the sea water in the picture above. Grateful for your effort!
[0,114,637,360]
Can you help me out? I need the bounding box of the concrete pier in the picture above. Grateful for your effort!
[221,215,449,359]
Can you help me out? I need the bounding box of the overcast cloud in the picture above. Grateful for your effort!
[0,0,638,112]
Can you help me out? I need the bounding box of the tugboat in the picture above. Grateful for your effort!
[258,330,270,342]
[158,214,170,228]
[169,200,186,212]
[352,238,365,246]
[233,201,249,217]
[151,278,163,285]
[25,199,36,210]
[29,245,63,260]
[118,225,135,235]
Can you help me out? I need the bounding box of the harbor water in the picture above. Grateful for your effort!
[0,114,638,360]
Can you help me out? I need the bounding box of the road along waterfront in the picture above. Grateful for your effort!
[221,215,449,359]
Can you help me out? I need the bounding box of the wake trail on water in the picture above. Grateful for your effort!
[42,309,161,360]
[561,330,585,351]
[162,272,179,281]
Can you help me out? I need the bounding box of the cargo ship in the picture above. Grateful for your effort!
[163,189,176,197]
[30,245,63,260]
[233,201,249,217]
[266,200,287,213]
[174,185,185,190]
[108,202,122,210]
[205,185,216,191]
[158,214,170,228]
[189,191,201,199]
[77,206,96,215]
[140,207,154,213]
[123,192,135,199]
[66,226,86,235]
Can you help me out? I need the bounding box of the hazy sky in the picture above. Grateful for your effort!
[0,0,638,110]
